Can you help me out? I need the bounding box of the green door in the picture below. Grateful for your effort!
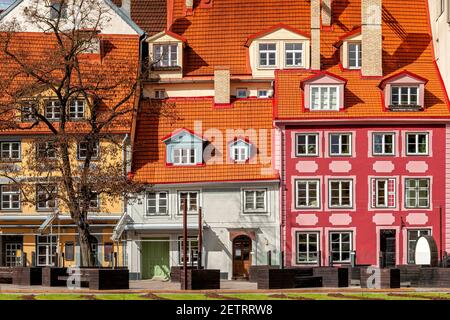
[141,238,170,280]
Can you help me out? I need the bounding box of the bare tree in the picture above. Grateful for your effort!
[0,0,145,266]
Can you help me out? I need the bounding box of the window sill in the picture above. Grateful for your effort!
[388,105,424,112]
[153,66,182,72]
[242,211,268,215]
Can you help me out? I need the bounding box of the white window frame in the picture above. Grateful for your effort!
[295,133,319,157]
[310,85,340,111]
[69,100,85,119]
[36,184,57,211]
[0,141,21,161]
[45,100,61,120]
[372,178,396,208]
[230,142,249,163]
[243,189,267,214]
[348,42,362,69]
[372,132,395,156]
[5,243,22,266]
[172,148,196,165]
[178,191,200,215]
[1,185,21,210]
[178,236,199,265]
[295,179,320,209]
[36,235,57,267]
[77,140,100,160]
[37,141,56,159]
[405,178,430,209]
[329,133,352,156]
[154,89,166,99]
[391,86,420,106]
[284,42,304,68]
[407,229,431,264]
[257,89,269,98]
[328,179,353,208]
[258,43,277,68]
[296,231,320,264]
[236,88,248,98]
[146,191,169,216]
[406,132,429,155]
[153,43,178,67]
[329,231,353,263]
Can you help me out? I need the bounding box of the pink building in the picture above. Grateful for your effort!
[275,0,450,268]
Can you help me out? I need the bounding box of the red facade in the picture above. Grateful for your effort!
[283,124,446,267]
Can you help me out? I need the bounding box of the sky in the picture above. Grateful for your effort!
[0,0,14,10]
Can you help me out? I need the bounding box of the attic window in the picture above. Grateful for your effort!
[310,86,339,111]
[81,37,101,54]
[259,43,277,67]
[154,44,178,68]
[50,1,68,20]
[348,42,362,69]
[229,139,252,163]
[163,129,205,166]
[391,87,419,107]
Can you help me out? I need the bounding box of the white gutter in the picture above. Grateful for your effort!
[125,223,199,231]
[0,215,121,221]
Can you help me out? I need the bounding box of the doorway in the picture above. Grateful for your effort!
[380,230,396,268]
[141,238,170,280]
[232,235,252,279]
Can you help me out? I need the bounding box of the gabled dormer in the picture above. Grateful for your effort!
[334,27,362,71]
[162,129,206,166]
[301,71,347,111]
[379,70,428,112]
[147,30,186,80]
[228,137,254,163]
[245,24,310,78]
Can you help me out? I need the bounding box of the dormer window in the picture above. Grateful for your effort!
[379,70,428,112]
[45,100,61,120]
[391,86,419,106]
[301,71,347,112]
[154,89,167,99]
[69,100,85,119]
[236,88,248,98]
[229,139,252,163]
[154,44,178,67]
[310,86,339,111]
[259,43,277,67]
[50,1,68,20]
[348,42,362,69]
[285,43,303,67]
[163,129,205,166]
[173,148,196,165]
[81,37,101,55]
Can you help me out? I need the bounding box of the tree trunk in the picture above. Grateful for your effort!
[78,221,93,267]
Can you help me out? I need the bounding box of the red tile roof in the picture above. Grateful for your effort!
[0,33,140,134]
[132,98,278,184]
[275,0,450,119]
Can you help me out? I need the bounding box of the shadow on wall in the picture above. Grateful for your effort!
[203,227,232,270]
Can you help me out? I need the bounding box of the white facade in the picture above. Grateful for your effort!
[428,0,450,96]
[125,181,280,280]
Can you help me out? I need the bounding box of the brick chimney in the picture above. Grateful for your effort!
[214,67,230,105]
[362,0,383,77]
[322,0,332,27]
[310,0,321,70]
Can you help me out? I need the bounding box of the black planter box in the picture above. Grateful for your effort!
[12,267,42,286]
[170,266,203,282]
[249,265,280,282]
[360,268,400,289]
[396,265,422,287]
[42,267,68,287]
[418,268,450,288]
[0,267,13,284]
[86,268,129,290]
[180,269,220,290]
[313,267,349,287]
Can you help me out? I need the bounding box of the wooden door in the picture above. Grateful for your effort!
[232,235,252,279]
[380,230,396,268]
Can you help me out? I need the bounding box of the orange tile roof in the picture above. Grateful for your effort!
[271,0,450,119]
[132,98,278,184]
[0,33,140,134]
[169,0,449,120]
